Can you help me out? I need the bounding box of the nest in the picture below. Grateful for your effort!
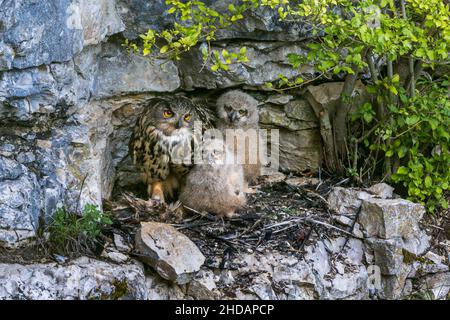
[103,175,362,267]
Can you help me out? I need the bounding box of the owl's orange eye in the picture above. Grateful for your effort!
[184,114,191,122]
[163,110,174,118]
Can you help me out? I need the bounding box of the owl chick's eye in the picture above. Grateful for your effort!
[239,110,247,116]
[184,114,191,122]
[163,110,174,118]
[224,105,232,112]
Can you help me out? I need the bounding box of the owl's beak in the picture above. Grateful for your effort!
[175,118,184,129]
[228,111,238,123]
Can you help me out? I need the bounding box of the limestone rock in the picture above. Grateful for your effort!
[381,263,412,299]
[265,94,293,105]
[259,99,318,131]
[415,272,450,299]
[367,183,395,199]
[327,187,372,215]
[399,231,430,256]
[102,250,129,264]
[118,0,314,42]
[0,257,147,300]
[278,129,322,174]
[178,42,309,89]
[113,233,132,253]
[186,270,219,300]
[0,0,123,71]
[95,43,180,98]
[285,177,320,188]
[135,222,206,284]
[366,237,405,276]
[0,157,40,248]
[145,274,186,300]
[359,198,425,239]
[305,81,367,117]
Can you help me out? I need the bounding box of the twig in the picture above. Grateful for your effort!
[338,204,363,255]
[304,217,363,239]
[75,173,88,214]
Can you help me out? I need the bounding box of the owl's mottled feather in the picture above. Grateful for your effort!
[215,90,265,185]
[129,96,199,202]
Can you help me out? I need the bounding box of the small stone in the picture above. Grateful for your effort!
[265,94,293,105]
[135,222,205,285]
[114,233,131,253]
[262,172,286,184]
[103,250,129,264]
[333,215,353,228]
[367,183,394,199]
[425,251,444,265]
[187,270,218,300]
[220,271,235,286]
[285,177,320,188]
[353,223,364,239]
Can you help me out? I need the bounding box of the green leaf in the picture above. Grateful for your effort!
[397,166,409,175]
[160,45,169,54]
[424,176,432,188]
[405,115,419,126]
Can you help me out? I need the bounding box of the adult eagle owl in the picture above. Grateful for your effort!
[129,96,199,203]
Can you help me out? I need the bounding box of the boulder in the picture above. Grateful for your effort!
[135,222,206,284]
[305,81,368,117]
[359,198,425,240]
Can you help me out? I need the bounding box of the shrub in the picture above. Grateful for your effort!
[384,81,450,212]
[47,204,112,255]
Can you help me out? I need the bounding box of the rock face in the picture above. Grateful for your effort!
[0,0,123,71]
[135,222,205,284]
[326,183,450,299]
[0,257,147,300]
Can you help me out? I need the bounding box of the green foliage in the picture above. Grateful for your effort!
[380,82,450,212]
[351,102,376,124]
[48,204,112,254]
[123,0,254,66]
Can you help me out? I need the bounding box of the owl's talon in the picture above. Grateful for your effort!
[150,181,165,204]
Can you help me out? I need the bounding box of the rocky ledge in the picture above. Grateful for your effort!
[1,180,448,300]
